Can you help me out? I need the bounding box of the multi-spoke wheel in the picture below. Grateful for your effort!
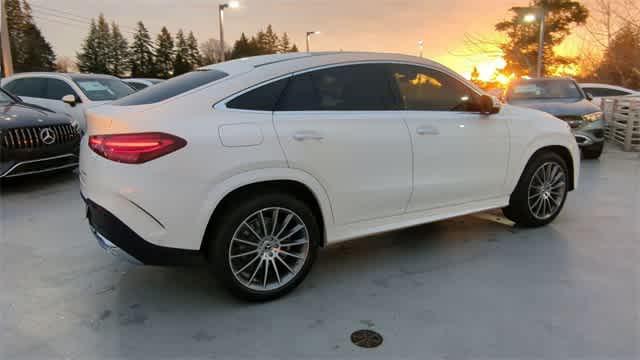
[503,152,569,227]
[210,192,319,301]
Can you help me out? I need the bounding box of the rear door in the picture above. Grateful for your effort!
[273,63,412,225]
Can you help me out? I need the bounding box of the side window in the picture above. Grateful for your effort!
[3,78,46,98]
[390,64,479,111]
[227,77,289,111]
[584,87,630,97]
[128,82,148,91]
[277,64,396,111]
[45,79,77,100]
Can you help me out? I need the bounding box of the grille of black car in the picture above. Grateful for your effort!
[1,124,79,150]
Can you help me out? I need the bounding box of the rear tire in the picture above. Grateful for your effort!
[502,152,569,227]
[582,142,604,159]
[209,192,319,301]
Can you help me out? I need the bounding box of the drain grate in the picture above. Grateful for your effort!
[350,329,383,348]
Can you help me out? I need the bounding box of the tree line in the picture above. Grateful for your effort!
[76,15,299,79]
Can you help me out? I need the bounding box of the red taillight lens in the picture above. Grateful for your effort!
[88,132,187,164]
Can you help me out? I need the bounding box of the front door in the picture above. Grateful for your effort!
[389,64,509,212]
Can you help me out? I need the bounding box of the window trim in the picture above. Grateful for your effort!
[216,60,484,113]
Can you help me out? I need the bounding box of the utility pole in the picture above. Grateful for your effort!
[536,10,545,78]
[1,0,14,76]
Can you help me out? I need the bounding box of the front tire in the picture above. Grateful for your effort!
[209,192,319,301]
[502,152,569,227]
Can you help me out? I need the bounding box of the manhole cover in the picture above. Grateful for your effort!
[350,329,383,348]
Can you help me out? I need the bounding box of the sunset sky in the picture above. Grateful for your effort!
[31,0,586,79]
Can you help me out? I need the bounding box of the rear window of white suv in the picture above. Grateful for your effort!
[114,70,228,106]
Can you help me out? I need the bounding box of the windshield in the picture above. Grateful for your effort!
[0,90,15,103]
[72,77,135,101]
[507,79,583,101]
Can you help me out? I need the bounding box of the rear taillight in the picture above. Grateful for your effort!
[88,132,187,164]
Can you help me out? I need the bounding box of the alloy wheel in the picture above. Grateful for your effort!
[228,207,310,292]
[527,162,567,220]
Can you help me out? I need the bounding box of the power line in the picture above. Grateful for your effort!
[30,3,138,32]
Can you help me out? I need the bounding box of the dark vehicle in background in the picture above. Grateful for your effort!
[505,77,605,159]
[0,88,81,179]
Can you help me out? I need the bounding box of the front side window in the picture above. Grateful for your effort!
[127,82,149,91]
[3,77,46,98]
[390,64,479,111]
[115,70,228,106]
[45,78,78,100]
[277,64,396,111]
[73,77,135,101]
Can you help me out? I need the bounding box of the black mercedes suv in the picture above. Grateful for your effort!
[0,88,81,178]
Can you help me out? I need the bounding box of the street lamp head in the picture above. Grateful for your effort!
[523,13,537,23]
[307,31,320,36]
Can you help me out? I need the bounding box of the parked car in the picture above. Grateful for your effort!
[505,77,605,159]
[1,73,136,132]
[123,78,165,91]
[81,52,580,301]
[580,83,640,107]
[0,87,81,179]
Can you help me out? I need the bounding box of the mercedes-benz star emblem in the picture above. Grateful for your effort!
[40,128,56,145]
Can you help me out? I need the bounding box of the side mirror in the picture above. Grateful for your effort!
[479,94,501,115]
[585,92,594,101]
[62,94,78,107]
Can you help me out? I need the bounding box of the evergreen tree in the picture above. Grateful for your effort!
[262,25,279,53]
[279,32,291,53]
[109,22,129,76]
[130,21,156,77]
[76,20,101,73]
[154,27,174,78]
[186,31,201,69]
[230,32,252,59]
[172,30,191,76]
[289,44,299,53]
[94,14,111,73]
[4,0,55,72]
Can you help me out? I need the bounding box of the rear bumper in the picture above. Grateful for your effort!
[83,197,205,266]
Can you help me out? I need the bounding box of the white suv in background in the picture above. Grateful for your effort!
[580,83,640,107]
[80,52,580,301]
[1,73,135,132]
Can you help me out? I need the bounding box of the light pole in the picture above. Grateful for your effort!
[1,0,14,76]
[306,31,320,52]
[417,40,424,58]
[522,7,546,78]
[218,1,239,62]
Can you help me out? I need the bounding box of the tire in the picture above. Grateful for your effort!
[582,142,604,159]
[502,151,569,227]
[209,192,320,301]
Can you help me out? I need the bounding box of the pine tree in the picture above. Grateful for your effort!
[130,21,156,77]
[186,31,201,69]
[76,20,101,73]
[262,25,279,53]
[289,44,299,53]
[155,27,174,79]
[109,22,129,76]
[279,32,291,53]
[172,30,191,76]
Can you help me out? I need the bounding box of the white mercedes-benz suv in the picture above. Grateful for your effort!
[80,52,580,301]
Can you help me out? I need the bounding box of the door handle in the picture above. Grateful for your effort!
[293,131,324,141]
[416,126,439,135]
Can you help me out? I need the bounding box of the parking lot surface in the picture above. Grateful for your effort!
[1,146,639,359]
